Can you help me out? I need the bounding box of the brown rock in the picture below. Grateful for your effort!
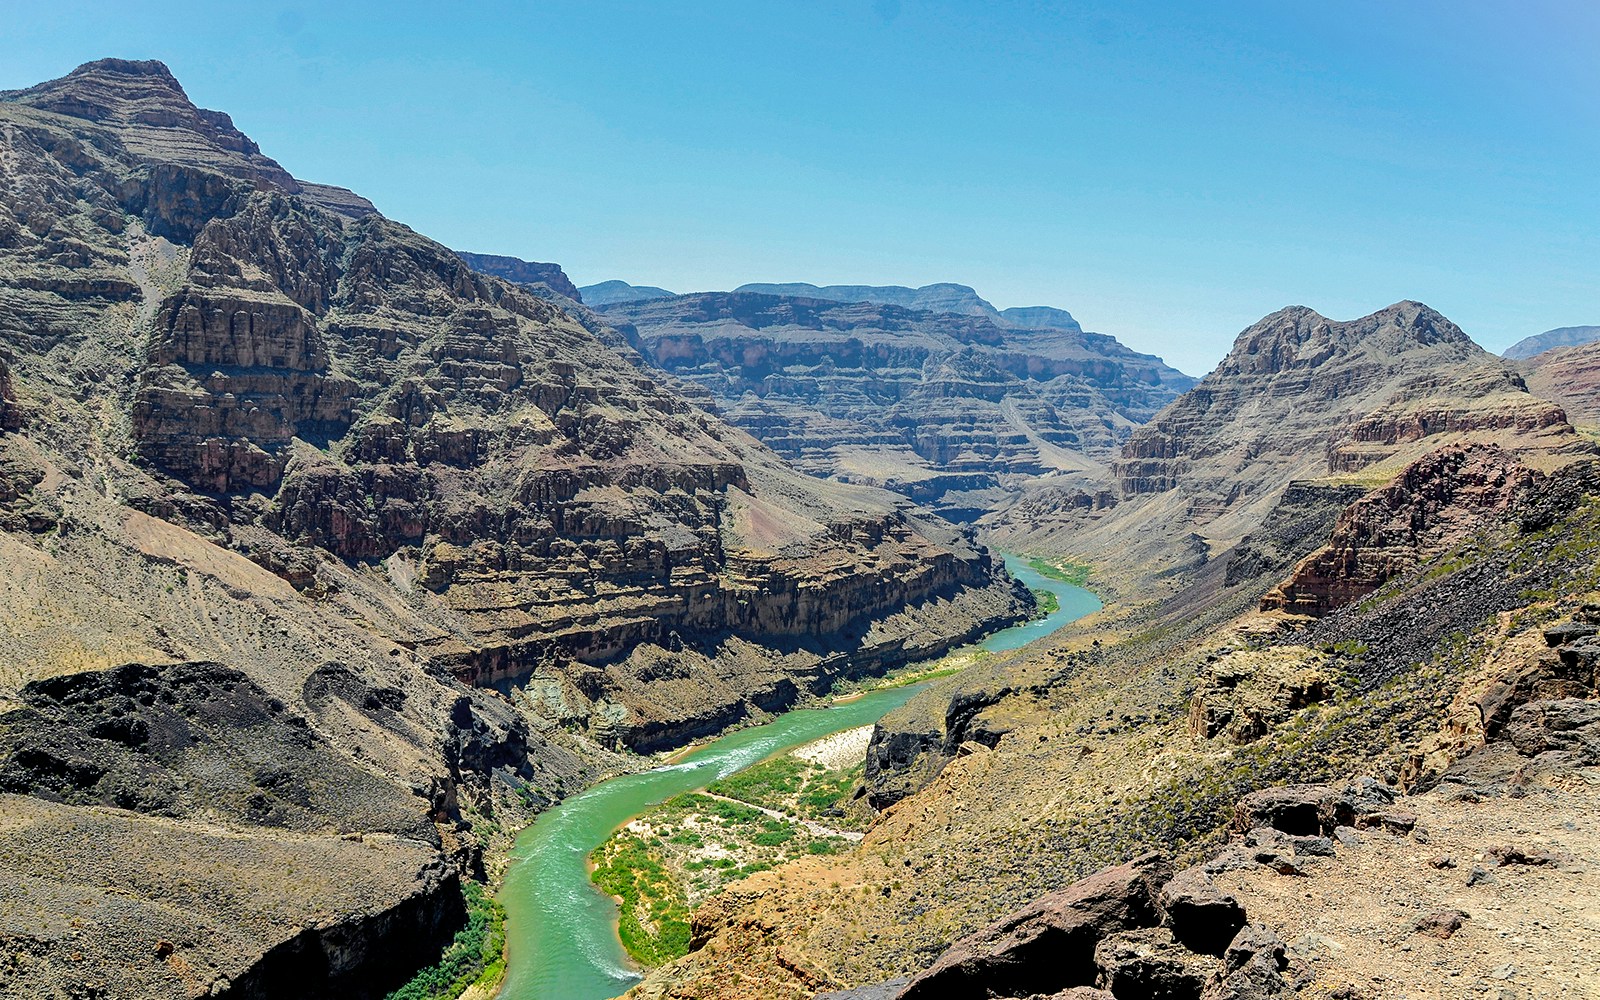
[1413,909,1469,939]
[1262,444,1542,616]
[897,853,1173,1000]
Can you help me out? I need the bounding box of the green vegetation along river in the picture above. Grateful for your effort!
[495,555,1100,1000]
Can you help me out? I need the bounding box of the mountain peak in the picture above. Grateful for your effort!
[5,57,197,123]
[1220,301,1476,378]
[1,57,377,219]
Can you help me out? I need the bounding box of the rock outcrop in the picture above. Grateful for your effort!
[597,289,1193,518]
[1261,443,1541,616]
[896,853,1174,999]
[1520,338,1600,427]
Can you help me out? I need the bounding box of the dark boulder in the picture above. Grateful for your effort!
[898,853,1173,1000]
[1158,869,1248,956]
[1093,927,1214,1000]
[1543,622,1599,647]
[1200,924,1289,1000]
[1505,698,1600,764]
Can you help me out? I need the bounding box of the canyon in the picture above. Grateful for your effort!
[0,59,1027,999]
[2,54,1600,1000]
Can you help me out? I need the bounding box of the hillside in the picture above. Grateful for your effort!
[626,304,1600,999]
[987,301,1584,592]
[596,290,1194,519]
[1520,339,1600,428]
[1502,324,1600,360]
[0,58,1029,999]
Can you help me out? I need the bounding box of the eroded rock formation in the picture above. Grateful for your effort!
[0,58,1028,999]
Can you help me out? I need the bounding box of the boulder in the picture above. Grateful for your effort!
[1505,698,1600,764]
[1200,924,1289,1000]
[898,853,1173,1000]
[1093,927,1215,1000]
[1544,622,1599,647]
[1232,785,1327,836]
[1158,869,1247,956]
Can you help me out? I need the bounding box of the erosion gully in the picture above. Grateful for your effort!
[495,555,1101,1000]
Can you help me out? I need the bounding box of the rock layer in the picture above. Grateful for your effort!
[596,289,1193,517]
[0,58,1028,999]
[1262,444,1540,616]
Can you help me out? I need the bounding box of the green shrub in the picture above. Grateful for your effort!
[384,879,506,1000]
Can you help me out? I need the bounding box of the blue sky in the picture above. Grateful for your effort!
[3,0,1595,373]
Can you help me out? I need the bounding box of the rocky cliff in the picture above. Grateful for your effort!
[593,289,1193,518]
[0,58,1028,998]
[989,302,1585,591]
[1520,338,1600,427]
[453,251,582,301]
[1261,443,1541,616]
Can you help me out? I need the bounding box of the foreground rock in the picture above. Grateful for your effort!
[897,853,1172,998]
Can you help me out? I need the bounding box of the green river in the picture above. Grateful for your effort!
[495,556,1100,1000]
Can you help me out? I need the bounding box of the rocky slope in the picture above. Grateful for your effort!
[629,444,1600,1000]
[1520,339,1600,427]
[0,58,1028,998]
[988,302,1585,591]
[1502,324,1600,361]
[622,299,1600,999]
[593,289,1194,519]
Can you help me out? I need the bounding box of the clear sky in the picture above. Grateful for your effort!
[3,0,1596,374]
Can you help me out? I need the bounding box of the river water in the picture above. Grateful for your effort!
[495,555,1100,1000]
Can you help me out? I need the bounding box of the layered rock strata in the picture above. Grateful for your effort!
[0,58,1028,998]
[591,289,1193,518]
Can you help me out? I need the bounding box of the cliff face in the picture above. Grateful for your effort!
[0,59,1027,998]
[988,302,1585,588]
[592,289,1193,519]
[1521,339,1600,427]
[454,251,583,300]
[1261,444,1541,616]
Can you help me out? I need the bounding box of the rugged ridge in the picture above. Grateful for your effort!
[0,58,1027,998]
[1502,324,1600,361]
[990,301,1583,586]
[598,289,1193,518]
[1520,338,1600,427]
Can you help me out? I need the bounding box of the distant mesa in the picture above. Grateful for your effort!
[579,278,677,306]
[1503,325,1600,361]
[996,305,1083,332]
[455,251,581,301]
[733,281,1003,319]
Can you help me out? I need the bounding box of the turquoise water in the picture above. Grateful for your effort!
[496,555,1097,1000]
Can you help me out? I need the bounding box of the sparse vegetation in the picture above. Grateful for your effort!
[1028,586,1060,619]
[1026,557,1092,587]
[384,880,506,1000]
